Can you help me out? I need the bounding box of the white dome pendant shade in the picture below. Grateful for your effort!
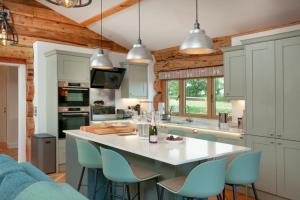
[179,0,216,55]
[91,49,113,69]
[127,0,153,64]
[90,0,113,69]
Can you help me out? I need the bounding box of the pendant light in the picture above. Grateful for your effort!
[90,0,113,69]
[45,0,92,8]
[127,0,152,64]
[179,0,215,55]
[0,2,18,46]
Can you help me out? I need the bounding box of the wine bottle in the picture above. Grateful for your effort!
[149,112,158,143]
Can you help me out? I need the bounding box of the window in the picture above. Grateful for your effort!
[167,80,180,113]
[214,77,232,116]
[185,79,208,115]
[165,77,232,118]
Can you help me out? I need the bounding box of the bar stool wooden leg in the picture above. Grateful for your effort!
[77,167,86,191]
[222,188,225,200]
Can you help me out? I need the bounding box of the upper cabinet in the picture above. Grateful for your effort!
[120,62,148,99]
[275,36,300,141]
[222,46,246,99]
[45,50,91,83]
[245,41,276,138]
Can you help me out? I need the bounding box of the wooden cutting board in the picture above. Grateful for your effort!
[80,125,136,135]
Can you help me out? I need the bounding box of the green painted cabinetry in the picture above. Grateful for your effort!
[120,62,148,99]
[46,50,91,83]
[222,46,246,99]
[245,41,276,138]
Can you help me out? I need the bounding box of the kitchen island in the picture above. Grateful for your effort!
[64,129,250,200]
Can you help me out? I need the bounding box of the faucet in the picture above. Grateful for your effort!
[186,106,193,123]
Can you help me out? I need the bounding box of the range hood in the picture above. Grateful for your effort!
[90,67,126,89]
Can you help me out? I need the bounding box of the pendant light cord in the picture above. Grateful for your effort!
[194,0,200,29]
[138,0,141,43]
[100,0,103,49]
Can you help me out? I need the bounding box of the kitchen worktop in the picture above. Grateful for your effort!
[64,130,249,166]
[91,117,244,140]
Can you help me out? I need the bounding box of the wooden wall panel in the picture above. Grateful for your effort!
[0,0,128,160]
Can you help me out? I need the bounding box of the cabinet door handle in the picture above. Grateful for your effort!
[277,143,282,145]
[192,129,198,134]
[277,134,282,137]
[270,134,274,136]
[270,141,275,144]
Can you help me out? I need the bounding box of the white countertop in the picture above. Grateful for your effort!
[91,119,244,140]
[65,130,250,166]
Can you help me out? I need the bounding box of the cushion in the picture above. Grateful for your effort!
[15,182,88,200]
[19,162,54,182]
[0,171,37,200]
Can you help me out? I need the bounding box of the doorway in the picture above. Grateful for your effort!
[0,60,26,162]
[0,66,19,160]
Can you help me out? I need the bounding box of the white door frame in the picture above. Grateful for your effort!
[0,62,26,162]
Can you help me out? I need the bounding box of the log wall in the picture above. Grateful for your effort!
[0,0,127,160]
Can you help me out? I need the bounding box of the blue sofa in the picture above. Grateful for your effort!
[0,154,88,200]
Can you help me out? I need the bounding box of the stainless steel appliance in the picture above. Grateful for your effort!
[218,112,229,129]
[31,134,56,174]
[91,105,117,121]
[58,107,89,138]
[90,67,126,89]
[58,81,89,107]
[117,109,133,119]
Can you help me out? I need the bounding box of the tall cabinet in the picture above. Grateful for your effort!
[243,31,300,200]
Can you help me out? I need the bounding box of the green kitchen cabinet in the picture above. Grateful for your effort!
[46,50,91,83]
[120,62,148,99]
[222,46,246,99]
[245,135,277,194]
[275,36,300,142]
[276,139,300,200]
[245,41,276,138]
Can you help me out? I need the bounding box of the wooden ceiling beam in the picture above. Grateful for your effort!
[80,0,140,27]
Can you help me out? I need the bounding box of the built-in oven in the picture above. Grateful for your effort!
[58,107,90,139]
[58,81,89,107]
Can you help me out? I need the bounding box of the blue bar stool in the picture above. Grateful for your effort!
[76,139,103,200]
[157,159,227,200]
[100,147,160,200]
[223,151,262,200]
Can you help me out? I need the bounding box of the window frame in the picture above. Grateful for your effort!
[163,76,228,119]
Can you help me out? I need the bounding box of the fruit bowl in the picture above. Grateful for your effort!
[165,135,184,144]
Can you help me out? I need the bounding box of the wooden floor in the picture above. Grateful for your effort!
[0,142,18,161]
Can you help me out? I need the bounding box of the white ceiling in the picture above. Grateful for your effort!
[38,0,300,50]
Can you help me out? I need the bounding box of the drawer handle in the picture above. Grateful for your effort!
[270,134,274,136]
[277,135,282,137]
[277,143,282,145]
[270,141,275,144]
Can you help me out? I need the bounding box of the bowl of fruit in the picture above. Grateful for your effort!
[165,135,184,144]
